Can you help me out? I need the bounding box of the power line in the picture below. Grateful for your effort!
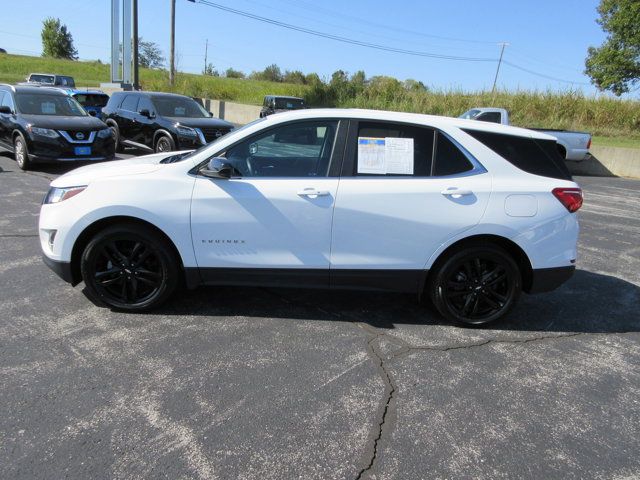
[191,0,496,62]
[502,60,590,86]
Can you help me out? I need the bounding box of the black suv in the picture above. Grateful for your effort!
[259,95,306,118]
[102,91,234,153]
[0,84,115,170]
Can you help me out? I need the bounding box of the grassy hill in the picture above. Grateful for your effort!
[1,53,639,146]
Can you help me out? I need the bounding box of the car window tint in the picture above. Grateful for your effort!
[355,122,434,176]
[74,94,109,107]
[0,91,5,106]
[120,95,139,112]
[137,97,154,114]
[463,129,571,180]
[1,92,14,110]
[475,111,501,123]
[225,121,338,177]
[15,93,86,116]
[433,133,474,176]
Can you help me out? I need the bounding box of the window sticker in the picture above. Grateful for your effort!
[357,137,386,174]
[357,137,414,174]
[385,137,414,174]
[41,102,56,114]
[174,107,186,116]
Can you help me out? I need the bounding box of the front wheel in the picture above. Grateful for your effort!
[428,245,521,325]
[155,134,175,153]
[14,134,31,171]
[80,224,180,311]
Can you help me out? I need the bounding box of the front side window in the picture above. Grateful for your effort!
[15,93,86,116]
[1,92,14,111]
[120,95,139,112]
[355,122,434,176]
[224,120,338,177]
[137,97,155,115]
[152,96,209,118]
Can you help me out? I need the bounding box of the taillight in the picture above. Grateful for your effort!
[552,187,583,213]
[587,137,592,149]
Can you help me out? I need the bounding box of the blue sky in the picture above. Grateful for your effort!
[0,0,610,94]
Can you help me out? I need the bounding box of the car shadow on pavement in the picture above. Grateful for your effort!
[144,269,640,334]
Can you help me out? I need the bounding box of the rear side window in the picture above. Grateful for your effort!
[433,133,474,176]
[120,94,139,112]
[475,112,501,123]
[463,129,571,180]
[356,122,435,176]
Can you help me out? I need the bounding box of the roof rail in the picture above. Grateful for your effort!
[0,83,16,91]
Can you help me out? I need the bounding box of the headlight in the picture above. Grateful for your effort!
[175,125,197,137]
[97,128,113,139]
[28,126,59,138]
[44,186,87,204]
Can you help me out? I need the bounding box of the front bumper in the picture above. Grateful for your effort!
[42,254,77,285]
[527,266,575,294]
[26,133,115,163]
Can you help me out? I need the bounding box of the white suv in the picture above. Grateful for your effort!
[39,109,582,325]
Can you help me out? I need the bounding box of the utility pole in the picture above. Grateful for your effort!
[132,0,139,89]
[492,42,509,94]
[204,39,208,74]
[169,0,176,85]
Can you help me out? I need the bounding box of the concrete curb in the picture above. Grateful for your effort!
[567,145,640,179]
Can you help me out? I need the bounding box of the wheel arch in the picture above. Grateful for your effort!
[69,215,196,288]
[425,234,534,294]
[153,129,176,148]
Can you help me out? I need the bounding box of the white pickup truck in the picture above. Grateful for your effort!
[460,108,591,161]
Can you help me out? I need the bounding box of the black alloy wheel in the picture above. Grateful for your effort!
[429,245,521,325]
[155,135,174,153]
[14,134,31,170]
[81,224,179,311]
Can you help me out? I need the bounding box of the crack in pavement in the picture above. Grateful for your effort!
[0,234,38,238]
[260,288,640,480]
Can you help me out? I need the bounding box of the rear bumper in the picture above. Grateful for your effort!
[42,254,76,285]
[527,266,575,294]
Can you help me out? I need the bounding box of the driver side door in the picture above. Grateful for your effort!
[190,119,346,288]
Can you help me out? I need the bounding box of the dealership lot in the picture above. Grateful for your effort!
[1,152,639,479]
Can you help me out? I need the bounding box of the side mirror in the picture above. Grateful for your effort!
[0,105,12,114]
[201,157,237,179]
[88,110,97,117]
[139,109,153,118]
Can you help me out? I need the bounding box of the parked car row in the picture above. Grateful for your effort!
[0,74,234,170]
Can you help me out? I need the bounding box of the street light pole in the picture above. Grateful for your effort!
[169,0,175,86]
[492,42,509,94]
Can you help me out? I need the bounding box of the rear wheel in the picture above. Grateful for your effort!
[14,134,31,171]
[428,245,521,325]
[107,122,123,152]
[81,224,180,311]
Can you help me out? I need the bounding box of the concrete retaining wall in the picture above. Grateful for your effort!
[567,145,640,179]
[200,98,261,126]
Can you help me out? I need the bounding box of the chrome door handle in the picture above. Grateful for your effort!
[441,188,473,197]
[297,188,330,197]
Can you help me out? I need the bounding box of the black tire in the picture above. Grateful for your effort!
[428,245,521,326]
[107,121,123,152]
[80,224,180,311]
[14,133,31,171]
[155,134,175,153]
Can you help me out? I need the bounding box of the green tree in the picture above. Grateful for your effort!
[283,70,306,84]
[203,62,219,77]
[585,0,640,95]
[139,38,165,69]
[225,67,245,79]
[41,17,78,60]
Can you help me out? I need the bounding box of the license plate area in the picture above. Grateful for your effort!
[74,146,92,156]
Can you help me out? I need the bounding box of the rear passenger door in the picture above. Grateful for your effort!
[117,94,140,145]
[330,120,492,291]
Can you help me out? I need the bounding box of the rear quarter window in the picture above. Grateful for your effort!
[463,129,571,180]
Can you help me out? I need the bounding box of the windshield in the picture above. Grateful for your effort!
[166,117,266,164]
[274,98,304,109]
[459,109,481,120]
[73,93,109,107]
[15,93,87,116]
[29,74,54,84]
[152,96,210,118]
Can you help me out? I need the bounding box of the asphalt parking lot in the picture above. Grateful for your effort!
[1,151,639,480]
